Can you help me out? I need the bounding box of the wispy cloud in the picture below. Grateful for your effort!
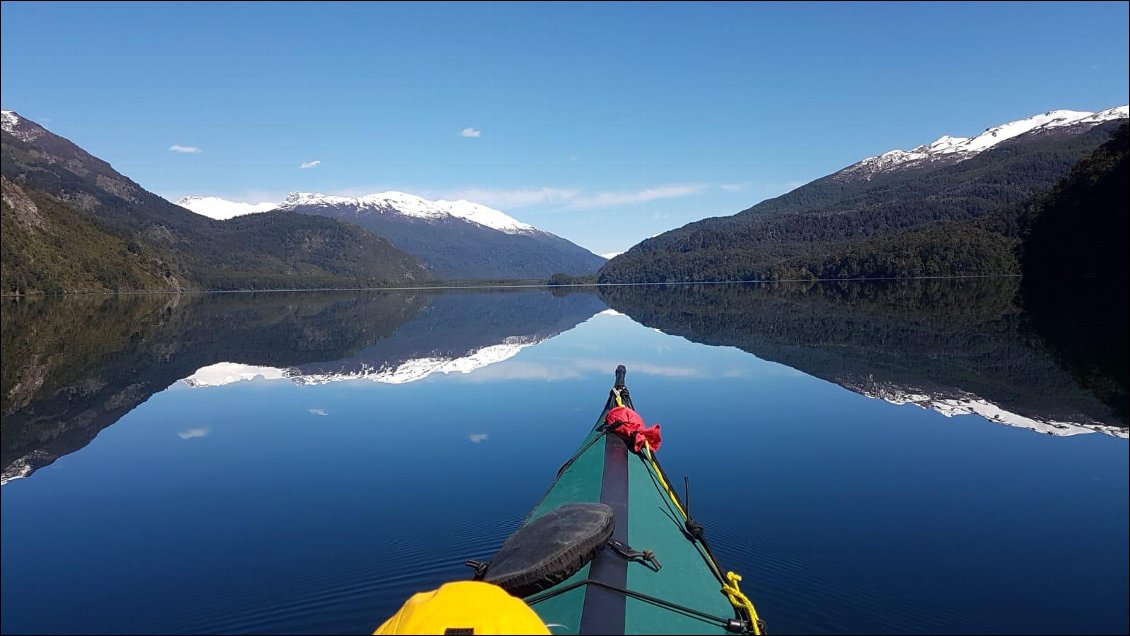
[720,183,748,192]
[300,160,321,169]
[169,144,202,154]
[568,184,708,209]
[460,127,481,138]
[467,433,489,443]
[178,427,210,440]
[441,187,578,208]
[217,181,712,213]
[307,408,328,416]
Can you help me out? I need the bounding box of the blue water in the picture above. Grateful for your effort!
[2,284,1126,635]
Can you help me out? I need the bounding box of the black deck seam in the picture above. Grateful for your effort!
[579,431,629,634]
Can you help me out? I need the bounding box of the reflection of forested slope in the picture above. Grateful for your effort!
[1,292,427,482]
[293,289,608,377]
[599,279,1126,432]
[1020,124,1129,423]
[1,289,608,482]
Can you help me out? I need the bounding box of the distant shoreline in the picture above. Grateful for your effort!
[0,274,1026,298]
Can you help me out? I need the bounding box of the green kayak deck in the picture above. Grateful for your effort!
[518,374,753,635]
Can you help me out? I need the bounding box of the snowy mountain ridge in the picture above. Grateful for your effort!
[1,110,44,143]
[838,105,1129,181]
[278,191,539,235]
[853,382,1128,438]
[181,337,537,388]
[176,190,540,235]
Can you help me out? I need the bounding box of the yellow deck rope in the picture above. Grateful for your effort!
[642,442,687,519]
[722,572,763,635]
[642,441,764,635]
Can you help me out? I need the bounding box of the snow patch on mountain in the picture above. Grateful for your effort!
[437,198,538,234]
[1,450,48,486]
[182,362,289,387]
[277,191,539,234]
[859,383,1128,438]
[295,339,536,385]
[838,105,1129,181]
[180,337,537,389]
[1,110,43,143]
[175,196,277,220]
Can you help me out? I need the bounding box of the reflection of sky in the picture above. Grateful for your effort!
[434,312,797,385]
[4,301,1125,635]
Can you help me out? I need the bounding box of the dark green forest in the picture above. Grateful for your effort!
[600,122,1124,283]
[1019,123,1129,423]
[1,117,430,295]
[598,279,1126,430]
[0,288,606,481]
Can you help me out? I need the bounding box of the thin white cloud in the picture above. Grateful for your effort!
[461,127,482,138]
[307,408,328,416]
[178,427,210,440]
[169,144,202,154]
[600,251,623,259]
[720,183,748,192]
[568,184,708,209]
[442,187,579,209]
[300,160,321,169]
[226,181,711,212]
[468,433,489,443]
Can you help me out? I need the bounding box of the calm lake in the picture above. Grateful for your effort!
[2,279,1127,635]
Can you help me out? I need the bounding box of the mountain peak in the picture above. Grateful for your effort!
[838,105,1129,181]
[1,110,19,131]
[278,191,538,234]
[1,110,45,143]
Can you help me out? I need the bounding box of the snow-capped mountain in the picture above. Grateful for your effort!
[838,105,1129,181]
[278,191,606,280]
[276,191,539,234]
[174,191,543,234]
[175,195,276,220]
[182,337,537,389]
[851,382,1129,438]
[1,110,44,143]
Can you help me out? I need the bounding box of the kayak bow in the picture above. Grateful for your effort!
[376,365,764,635]
[512,365,764,635]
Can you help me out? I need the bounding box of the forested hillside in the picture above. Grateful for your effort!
[1,113,430,294]
[600,120,1123,283]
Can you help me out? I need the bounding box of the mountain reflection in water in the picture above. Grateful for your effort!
[2,278,1126,486]
[0,289,607,483]
[599,278,1127,436]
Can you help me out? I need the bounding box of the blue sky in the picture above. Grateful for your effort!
[2,2,1127,255]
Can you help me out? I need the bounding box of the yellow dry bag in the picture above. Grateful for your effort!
[374,581,551,635]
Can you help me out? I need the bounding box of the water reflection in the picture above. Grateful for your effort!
[0,289,607,483]
[4,278,1125,486]
[599,278,1128,436]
